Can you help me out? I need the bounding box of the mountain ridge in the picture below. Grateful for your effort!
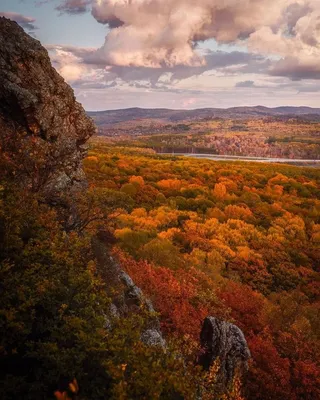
[87,106,320,125]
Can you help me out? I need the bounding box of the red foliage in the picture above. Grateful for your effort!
[115,249,219,339]
[292,360,320,400]
[217,281,266,335]
[247,335,292,400]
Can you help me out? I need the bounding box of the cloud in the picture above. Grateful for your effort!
[59,64,85,81]
[247,0,320,80]
[56,0,91,15]
[47,44,102,82]
[0,11,38,32]
[46,44,320,110]
[51,0,320,81]
[170,51,270,81]
[46,44,106,66]
[89,0,319,74]
[73,80,117,89]
[47,43,270,90]
[36,0,91,15]
[182,97,197,108]
[297,85,320,93]
[90,0,285,68]
[235,80,256,88]
[74,84,320,111]
[270,57,320,80]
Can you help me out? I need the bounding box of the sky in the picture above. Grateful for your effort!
[1,0,320,111]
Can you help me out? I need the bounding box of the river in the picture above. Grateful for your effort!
[158,153,320,165]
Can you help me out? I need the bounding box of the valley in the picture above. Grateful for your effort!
[1,3,320,400]
[88,107,320,161]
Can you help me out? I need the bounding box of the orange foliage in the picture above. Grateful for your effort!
[85,145,320,400]
[213,182,227,199]
[129,175,145,186]
[115,249,224,339]
[224,205,253,221]
[157,179,182,191]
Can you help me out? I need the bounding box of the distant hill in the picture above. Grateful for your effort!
[87,106,320,126]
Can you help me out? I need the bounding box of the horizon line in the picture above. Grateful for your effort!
[86,105,320,113]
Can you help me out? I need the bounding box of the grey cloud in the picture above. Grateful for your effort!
[48,44,271,87]
[55,0,91,15]
[283,2,312,36]
[104,65,164,85]
[72,80,117,89]
[236,58,272,75]
[270,57,320,80]
[0,12,38,32]
[234,77,320,93]
[52,0,123,27]
[297,86,320,93]
[36,0,91,15]
[105,17,123,28]
[235,80,256,88]
[109,51,270,84]
[170,51,270,81]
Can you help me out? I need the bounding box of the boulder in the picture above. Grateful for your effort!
[198,316,250,388]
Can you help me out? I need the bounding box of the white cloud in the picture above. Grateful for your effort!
[59,64,85,81]
[46,0,320,108]
[51,0,320,80]
[91,0,286,67]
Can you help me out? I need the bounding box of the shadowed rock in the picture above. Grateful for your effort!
[92,237,166,348]
[0,17,95,199]
[198,316,250,388]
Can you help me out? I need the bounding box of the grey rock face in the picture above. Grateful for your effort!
[198,317,250,387]
[0,17,95,198]
[141,329,166,348]
[92,237,166,348]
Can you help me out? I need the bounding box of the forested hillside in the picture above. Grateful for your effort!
[0,16,249,400]
[84,140,320,400]
[1,15,319,400]
[91,112,320,160]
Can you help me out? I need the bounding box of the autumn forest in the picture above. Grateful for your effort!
[1,14,320,400]
[84,140,320,399]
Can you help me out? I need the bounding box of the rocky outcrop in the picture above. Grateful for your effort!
[0,17,164,349]
[198,317,250,388]
[92,237,166,348]
[0,17,95,198]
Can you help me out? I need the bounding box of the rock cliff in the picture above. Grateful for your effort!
[0,17,95,198]
[0,16,165,350]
